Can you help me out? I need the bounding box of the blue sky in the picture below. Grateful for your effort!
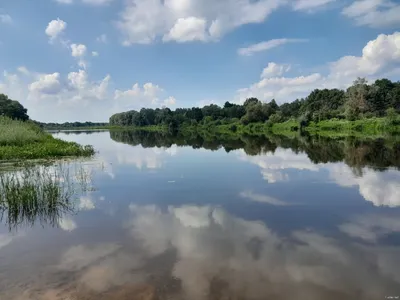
[0,0,399,122]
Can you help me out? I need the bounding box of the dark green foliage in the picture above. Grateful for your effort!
[37,121,108,129]
[0,94,29,121]
[109,77,400,130]
[109,130,400,170]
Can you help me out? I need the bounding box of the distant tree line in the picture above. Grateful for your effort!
[0,94,29,121]
[109,78,400,129]
[37,121,108,129]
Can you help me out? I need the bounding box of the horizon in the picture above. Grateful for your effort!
[0,0,399,123]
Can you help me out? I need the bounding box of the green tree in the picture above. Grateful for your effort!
[345,77,370,120]
[0,94,29,121]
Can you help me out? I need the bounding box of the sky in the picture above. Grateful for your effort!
[0,0,399,122]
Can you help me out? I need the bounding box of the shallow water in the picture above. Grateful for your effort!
[1,131,400,300]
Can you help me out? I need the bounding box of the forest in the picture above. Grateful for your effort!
[109,78,400,132]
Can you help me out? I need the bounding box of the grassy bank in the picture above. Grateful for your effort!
[107,116,398,138]
[0,117,95,160]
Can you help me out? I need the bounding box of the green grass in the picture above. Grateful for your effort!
[306,117,400,135]
[0,162,92,230]
[0,117,95,160]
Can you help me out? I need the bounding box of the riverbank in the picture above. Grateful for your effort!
[148,117,400,138]
[0,117,95,160]
[41,116,400,138]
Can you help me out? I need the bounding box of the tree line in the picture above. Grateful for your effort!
[109,78,400,129]
[37,121,108,129]
[0,94,29,121]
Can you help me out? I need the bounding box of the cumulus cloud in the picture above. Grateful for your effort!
[29,73,62,95]
[237,148,319,181]
[117,0,283,45]
[238,38,307,56]
[126,204,400,299]
[261,62,291,78]
[292,0,337,11]
[45,18,67,41]
[92,51,99,57]
[163,17,208,42]
[0,67,178,122]
[328,164,400,207]
[342,0,400,28]
[114,82,177,110]
[0,14,12,24]
[70,44,88,68]
[71,43,87,57]
[236,31,400,104]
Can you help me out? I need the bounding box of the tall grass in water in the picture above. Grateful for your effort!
[0,162,92,231]
[0,117,95,159]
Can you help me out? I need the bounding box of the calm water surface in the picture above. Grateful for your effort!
[1,131,400,300]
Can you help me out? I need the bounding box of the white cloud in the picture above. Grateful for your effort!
[342,0,400,28]
[0,66,178,122]
[163,17,208,42]
[330,31,400,81]
[292,0,337,11]
[329,166,400,208]
[54,0,73,4]
[55,0,114,4]
[126,204,400,298]
[237,148,320,181]
[117,0,283,45]
[17,66,30,75]
[236,31,400,104]
[261,62,291,78]
[163,96,176,105]
[58,216,77,231]
[238,38,307,56]
[236,72,323,104]
[92,51,99,57]
[339,214,400,242]
[71,43,87,57]
[79,196,95,210]
[114,82,176,110]
[29,72,62,95]
[45,18,67,41]
[0,14,12,24]
[70,44,88,68]
[68,69,88,90]
[96,34,108,43]
[82,0,114,4]
[240,190,288,206]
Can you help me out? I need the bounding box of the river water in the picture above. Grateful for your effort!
[1,130,400,300]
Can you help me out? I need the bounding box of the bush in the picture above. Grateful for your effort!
[229,124,238,132]
[268,112,283,124]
